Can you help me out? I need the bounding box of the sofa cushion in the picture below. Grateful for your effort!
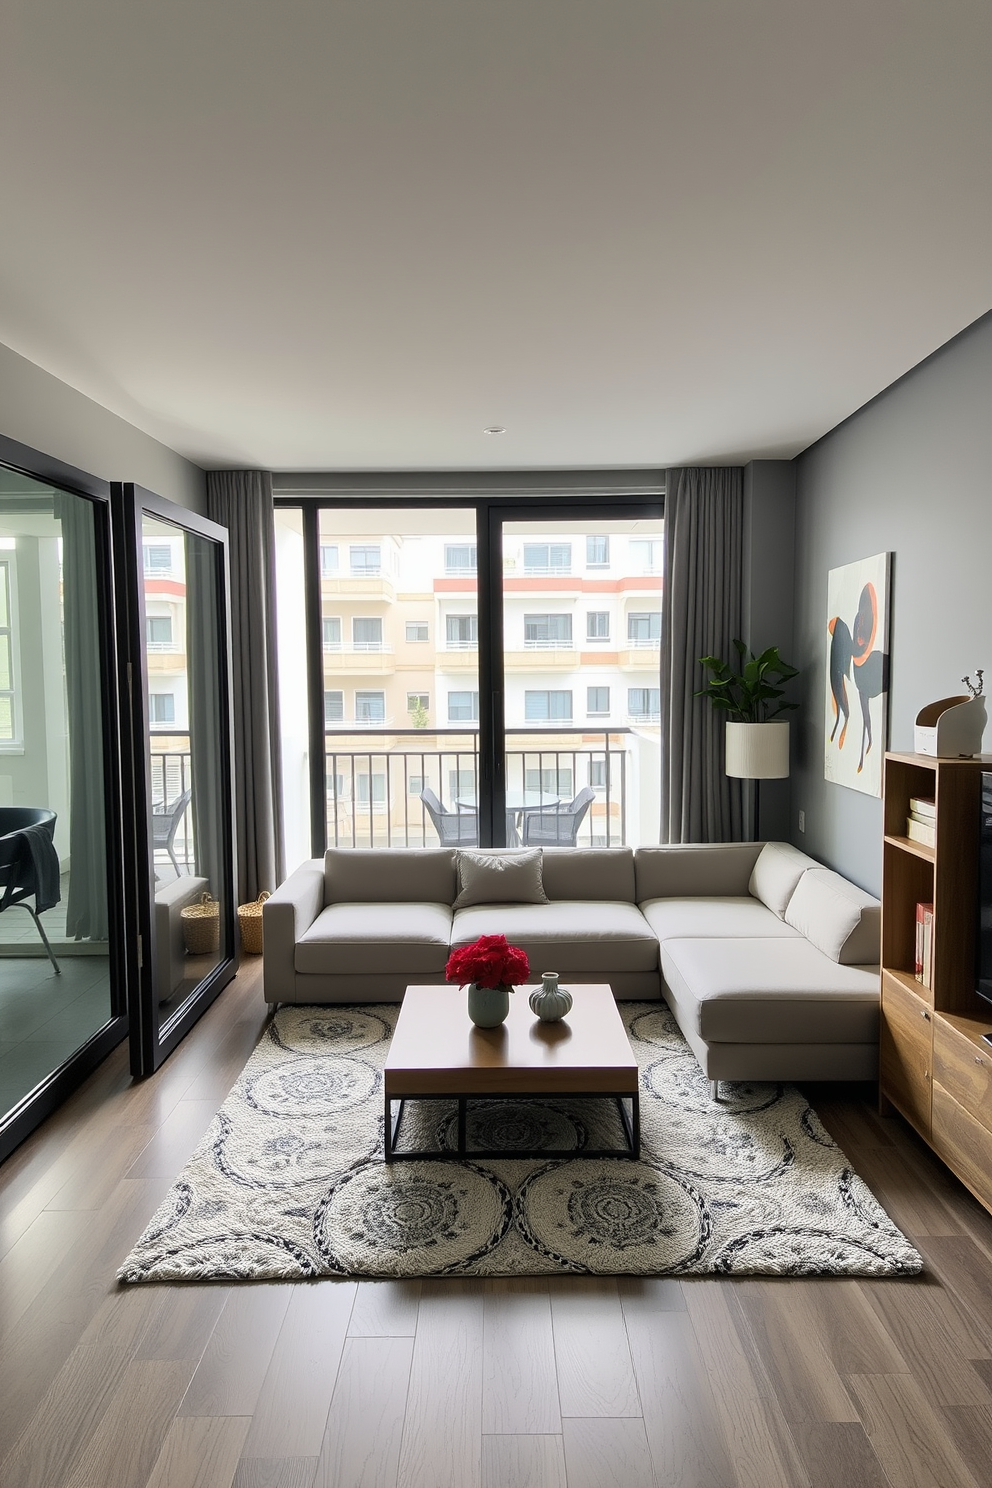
[635,843,763,901]
[640,896,802,943]
[749,842,820,918]
[784,868,881,965]
[661,938,879,1044]
[453,848,548,909]
[325,848,456,905]
[450,901,658,973]
[296,902,453,975]
[542,847,636,902]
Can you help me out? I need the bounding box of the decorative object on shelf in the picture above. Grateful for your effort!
[914,670,987,757]
[180,891,220,955]
[445,934,530,1028]
[697,641,799,840]
[824,552,891,798]
[237,891,271,955]
[529,971,573,1022]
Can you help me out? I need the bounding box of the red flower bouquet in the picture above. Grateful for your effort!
[445,934,530,991]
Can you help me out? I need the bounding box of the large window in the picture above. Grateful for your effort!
[523,613,572,647]
[446,614,477,648]
[523,542,571,574]
[525,690,572,722]
[447,690,479,721]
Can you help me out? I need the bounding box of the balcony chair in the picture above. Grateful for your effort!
[152,788,192,875]
[419,787,478,847]
[521,785,596,847]
[0,806,62,974]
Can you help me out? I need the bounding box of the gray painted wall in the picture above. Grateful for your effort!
[0,341,205,512]
[791,310,992,895]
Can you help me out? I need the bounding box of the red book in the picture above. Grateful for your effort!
[914,902,926,982]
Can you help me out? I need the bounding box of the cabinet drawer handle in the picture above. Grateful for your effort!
[920,1008,931,1020]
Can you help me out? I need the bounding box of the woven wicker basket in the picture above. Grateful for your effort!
[237,891,270,955]
[181,892,220,955]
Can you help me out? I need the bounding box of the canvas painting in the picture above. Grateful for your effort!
[824,552,891,798]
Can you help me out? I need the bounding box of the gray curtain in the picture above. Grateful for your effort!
[185,531,226,900]
[206,471,284,903]
[58,493,109,939]
[661,467,744,843]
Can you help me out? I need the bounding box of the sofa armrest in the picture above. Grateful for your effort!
[262,859,325,1003]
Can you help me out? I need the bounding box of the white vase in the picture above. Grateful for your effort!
[725,720,790,779]
[529,972,573,1022]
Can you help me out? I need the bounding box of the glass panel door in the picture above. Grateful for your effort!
[0,456,129,1162]
[119,486,236,1077]
[498,514,664,849]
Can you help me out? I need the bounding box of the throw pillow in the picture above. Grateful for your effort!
[453,848,549,909]
[748,841,818,919]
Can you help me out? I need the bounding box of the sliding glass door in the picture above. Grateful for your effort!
[117,485,237,1077]
[0,442,130,1163]
[275,489,663,859]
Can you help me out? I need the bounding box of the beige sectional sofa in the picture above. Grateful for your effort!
[263,840,881,1090]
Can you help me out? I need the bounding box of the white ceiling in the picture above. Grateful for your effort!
[1,1,990,473]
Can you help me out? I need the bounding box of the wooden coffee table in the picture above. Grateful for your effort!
[383,984,640,1162]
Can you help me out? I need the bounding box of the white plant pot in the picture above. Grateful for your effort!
[725,720,790,780]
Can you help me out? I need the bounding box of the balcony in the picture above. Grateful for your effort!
[321,727,640,849]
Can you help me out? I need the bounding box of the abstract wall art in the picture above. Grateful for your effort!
[824,552,891,798]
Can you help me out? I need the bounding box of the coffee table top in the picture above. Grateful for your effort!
[385,984,637,1096]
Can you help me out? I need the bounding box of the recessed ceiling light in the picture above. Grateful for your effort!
[483,425,506,435]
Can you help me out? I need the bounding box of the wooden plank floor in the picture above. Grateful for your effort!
[5,959,992,1487]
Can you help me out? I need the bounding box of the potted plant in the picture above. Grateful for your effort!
[697,641,799,779]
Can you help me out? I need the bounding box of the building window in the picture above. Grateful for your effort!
[322,616,341,649]
[587,686,610,715]
[523,542,571,575]
[356,773,387,807]
[444,543,476,574]
[589,758,608,788]
[407,693,430,712]
[0,559,15,742]
[525,767,573,798]
[524,690,572,722]
[320,544,339,576]
[523,613,572,647]
[408,773,425,795]
[352,616,383,649]
[586,611,610,640]
[445,614,477,648]
[448,769,476,801]
[326,772,345,800]
[145,615,173,646]
[406,621,429,642]
[628,687,660,720]
[350,545,381,575]
[324,689,344,724]
[627,611,661,643]
[586,535,609,568]
[149,693,176,724]
[630,539,662,574]
[355,691,386,723]
[447,690,479,722]
[143,543,172,573]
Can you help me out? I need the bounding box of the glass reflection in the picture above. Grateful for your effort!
[0,471,114,1117]
[143,517,228,1025]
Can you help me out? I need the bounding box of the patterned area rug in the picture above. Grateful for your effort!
[119,1003,921,1282]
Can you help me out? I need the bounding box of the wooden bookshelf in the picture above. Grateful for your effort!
[880,751,992,1212]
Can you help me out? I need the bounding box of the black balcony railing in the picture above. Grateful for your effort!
[149,731,194,872]
[323,727,630,849]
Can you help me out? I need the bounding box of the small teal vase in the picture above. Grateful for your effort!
[467,983,511,1028]
[529,972,573,1022]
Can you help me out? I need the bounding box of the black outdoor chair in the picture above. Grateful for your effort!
[152,788,192,875]
[522,785,596,847]
[419,787,478,846]
[0,806,62,973]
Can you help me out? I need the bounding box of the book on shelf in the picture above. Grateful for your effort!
[906,814,936,848]
[909,796,936,820]
[915,901,934,987]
